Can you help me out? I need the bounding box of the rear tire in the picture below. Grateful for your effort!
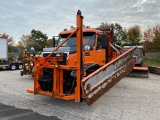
[18,64,23,69]
[10,64,16,70]
[139,62,143,67]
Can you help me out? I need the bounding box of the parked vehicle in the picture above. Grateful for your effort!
[20,47,35,76]
[121,46,149,78]
[0,34,23,70]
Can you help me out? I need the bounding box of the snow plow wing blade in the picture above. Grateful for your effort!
[81,46,137,105]
[128,67,149,78]
[148,66,160,75]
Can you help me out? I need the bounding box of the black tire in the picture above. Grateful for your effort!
[10,64,16,70]
[139,62,143,67]
[18,64,23,70]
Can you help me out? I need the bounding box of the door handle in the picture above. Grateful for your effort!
[85,52,90,56]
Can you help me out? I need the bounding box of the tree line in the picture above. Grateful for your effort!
[4,23,160,53]
[6,29,53,53]
[99,22,160,52]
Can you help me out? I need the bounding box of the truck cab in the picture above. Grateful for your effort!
[42,27,114,66]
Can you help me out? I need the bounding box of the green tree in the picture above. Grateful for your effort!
[7,36,15,52]
[16,42,24,52]
[47,38,53,47]
[152,24,160,51]
[143,24,160,52]
[97,22,110,28]
[114,23,128,45]
[128,25,142,45]
[30,29,48,51]
[17,35,32,51]
[143,27,154,51]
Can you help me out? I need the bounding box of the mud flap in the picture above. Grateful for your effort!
[81,46,137,105]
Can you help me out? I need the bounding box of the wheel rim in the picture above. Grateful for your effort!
[11,65,16,70]
[19,65,23,69]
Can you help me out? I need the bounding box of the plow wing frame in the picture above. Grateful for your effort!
[81,46,137,105]
[128,67,149,78]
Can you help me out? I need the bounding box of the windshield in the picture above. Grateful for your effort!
[58,32,96,47]
[133,50,140,56]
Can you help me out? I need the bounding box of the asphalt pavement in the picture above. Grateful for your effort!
[0,70,160,120]
[0,103,60,120]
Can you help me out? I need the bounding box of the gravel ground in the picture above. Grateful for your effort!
[0,70,160,120]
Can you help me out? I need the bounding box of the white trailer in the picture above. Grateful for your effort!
[0,38,8,60]
[0,36,23,70]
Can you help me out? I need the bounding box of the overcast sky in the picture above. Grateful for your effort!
[0,0,160,43]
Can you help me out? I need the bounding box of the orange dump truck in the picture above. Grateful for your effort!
[27,10,137,105]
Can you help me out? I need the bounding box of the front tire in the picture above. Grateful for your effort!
[139,62,143,67]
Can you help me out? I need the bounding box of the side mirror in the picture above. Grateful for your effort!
[143,51,145,56]
[52,37,56,47]
[101,34,108,49]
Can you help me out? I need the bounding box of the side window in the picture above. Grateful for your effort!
[97,35,102,50]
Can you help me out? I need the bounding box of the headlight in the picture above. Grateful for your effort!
[25,63,28,66]
[55,53,64,57]
[54,63,59,68]
[56,53,61,57]
[30,62,33,66]
[84,45,90,51]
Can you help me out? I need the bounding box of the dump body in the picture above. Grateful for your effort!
[27,10,137,105]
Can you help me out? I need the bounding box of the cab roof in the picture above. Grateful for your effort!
[59,28,102,35]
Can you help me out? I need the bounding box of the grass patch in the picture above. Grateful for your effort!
[143,52,160,66]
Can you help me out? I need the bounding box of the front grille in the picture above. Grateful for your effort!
[42,53,67,65]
